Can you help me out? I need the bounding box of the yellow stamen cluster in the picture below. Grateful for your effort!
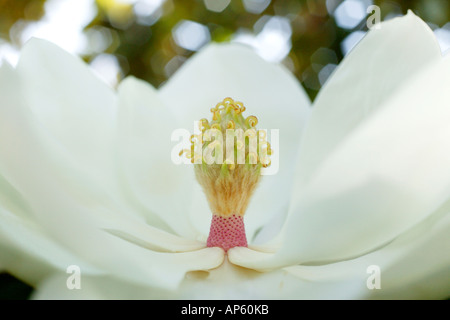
[180,97,272,217]
[180,97,273,169]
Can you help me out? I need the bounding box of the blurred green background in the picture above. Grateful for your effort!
[0,0,449,299]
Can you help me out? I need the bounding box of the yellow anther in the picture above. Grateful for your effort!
[265,142,272,155]
[261,158,271,168]
[223,97,234,104]
[234,102,245,114]
[224,104,233,113]
[179,149,192,159]
[211,123,221,130]
[245,115,258,127]
[212,110,221,121]
[245,128,257,138]
[222,97,239,114]
[215,102,225,111]
[224,159,235,170]
[227,120,235,129]
[199,118,210,132]
[190,134,200,143]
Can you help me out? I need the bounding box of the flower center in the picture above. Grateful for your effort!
[207,214,247,252]
[180,97,272,252]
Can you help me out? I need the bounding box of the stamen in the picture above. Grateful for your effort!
[189,97,273,252]
[212,111,220,121]
[245,116,258,127]
[261,158,271,168]
[199,118,210,132]
[179,149,192,159]
[245,128,257,138]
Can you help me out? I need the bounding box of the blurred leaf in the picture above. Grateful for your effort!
[0,0,46,37]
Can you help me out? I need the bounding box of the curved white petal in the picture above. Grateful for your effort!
[275,52,450,265]
[33,274,106,299]
[160,43,311,241]
[0,207,101,286]
[31,259,365,300]
[16,38,121,202]
[0,56,182,249]
[237,13,450,268]
[294,11,442,187]
[0,62,224,290]
[284,209,450,299]
[233,52,450,268]
[0,172,31,221]
[33,208,450,299]
[226,207,449,299]
[116,77,198,238]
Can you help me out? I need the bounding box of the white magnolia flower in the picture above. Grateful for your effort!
[0,11,449,299]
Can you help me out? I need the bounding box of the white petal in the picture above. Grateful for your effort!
[0,206,101,286]
[116,77,198,238]
[15,40,157,223]
[228,247,275,271]
[31,259,363,299]
[101,212,207,253]
[294,12,441,188]
[32,209,449,299]
[159,43,311,240]
[0,63,224,290]
[284,54,450,263]
[284,209,450,299]
[226,208,449,299]
[1,54,137,224]
[229,52,450,268]
[240,12,448,267]
[0,171,31,221]
[16,38,120,199]
[33,274,106,300]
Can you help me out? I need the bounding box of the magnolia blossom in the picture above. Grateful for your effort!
[0,12,449,299]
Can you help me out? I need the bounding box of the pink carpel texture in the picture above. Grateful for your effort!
[207,214,247,252]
